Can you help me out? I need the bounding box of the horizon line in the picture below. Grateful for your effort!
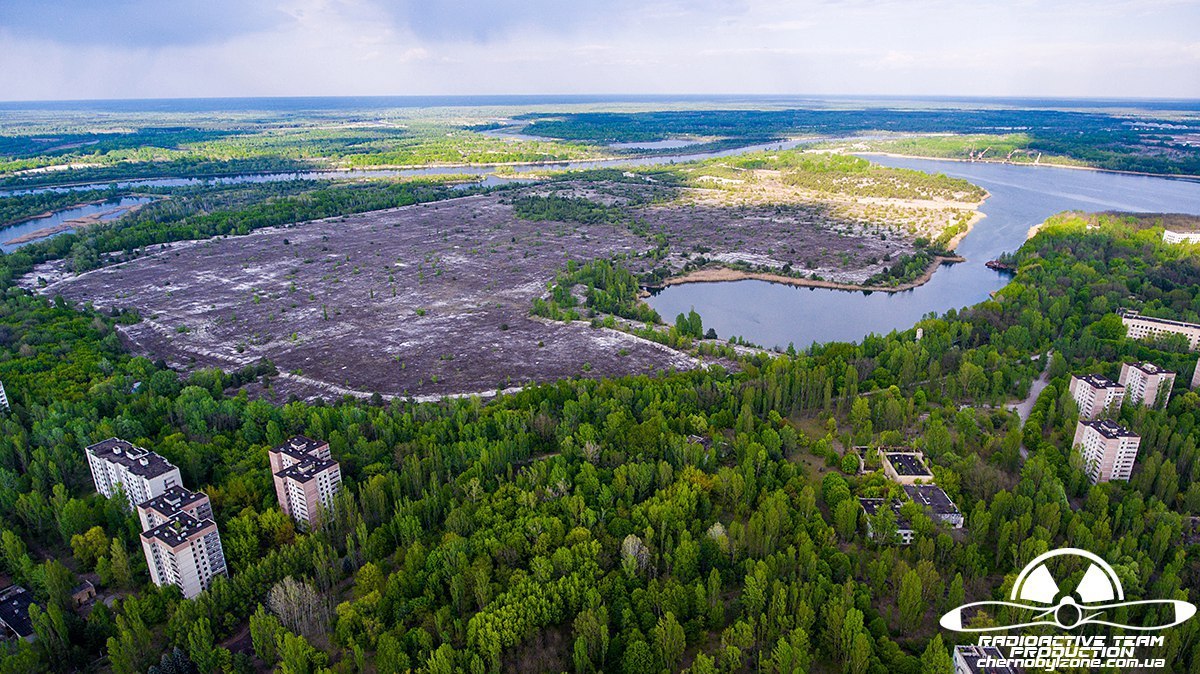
[2,92,1200,106]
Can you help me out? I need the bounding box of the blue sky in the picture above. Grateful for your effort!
[0,0,1197,101]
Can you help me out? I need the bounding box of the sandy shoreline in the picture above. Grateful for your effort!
[647,254,966,295]
[857,151,1200,181]
[4,201,153,245]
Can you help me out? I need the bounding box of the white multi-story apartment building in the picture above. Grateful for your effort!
[140,512,227,599]
[85,438,182,509]
[1073,419,1141,483]
[1068,373,1125,419]
[269,436,341,528]
[1163,230,1200,245]
[0,381,8,411]
[1119,361,1176,409]
[1120,310,1200,351]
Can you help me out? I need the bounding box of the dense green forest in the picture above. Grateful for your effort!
[1,124,1200,674]
[0,122,601,189]
[519,108,1200,176]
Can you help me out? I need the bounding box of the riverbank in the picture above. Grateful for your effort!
[3,200,154,246]
[857,151,1200,181]
[647,254,965,295]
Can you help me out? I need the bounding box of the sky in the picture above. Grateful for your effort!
[0,0,1198,101]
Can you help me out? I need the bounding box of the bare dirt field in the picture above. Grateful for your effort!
[29,178,976,400]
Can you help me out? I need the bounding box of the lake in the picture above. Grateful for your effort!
[645,158,1200,349]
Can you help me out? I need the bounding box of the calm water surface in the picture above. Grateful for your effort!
[0,196,155,253]
[646,158,1200,349]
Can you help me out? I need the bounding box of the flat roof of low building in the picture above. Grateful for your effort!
[858,498,913,529]
[955,645,1020,674]
[1120,309,1200,330]
[1080,419,1138,439]
[1127,361,1174,376]
[903,484,961,516]
[883,452,932,477]
[1075,373,1122,389]
[277,456,339,483]
[85,438,178,479]
[142,512,216,548]
[0,585,36,639]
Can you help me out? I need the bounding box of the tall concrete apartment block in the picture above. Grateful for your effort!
[1068,374,1125,419]
[136,485,215,531]
[86,438,226,599]
[1120,310,1200,351]
[85,438,183,509]
[0,380,8,411]
[1073,419,1141,483]
[1119,361,1176,409]
[140,507,227,599]
[269,436,342,528]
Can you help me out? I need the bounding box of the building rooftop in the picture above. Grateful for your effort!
[883,452,932,477]
[277,456,338,483]
[1080,419,1138,439]
[271,435,328,461]
[85,438,178,479]
[1076,373,1122,389]
[903,485,961,517]
[1120,309,1200,330]
[0,586,36,640]
[858,498,913,530]
[955,645,1021,674]
[142,512,216,548]
[138,485,206,516]
[1127,361,1174,376]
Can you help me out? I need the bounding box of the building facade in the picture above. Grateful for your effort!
[0,381,8,411]
[954,645,1021,674]
[85,438,183,509]
[269,436,342,527]
[1068,374,1125,419]
[1073,420,1141,483]
[1163,230,1200,245]
[1120,310,1200,350]
[1119,361,1176,409]
[140,513,228,599]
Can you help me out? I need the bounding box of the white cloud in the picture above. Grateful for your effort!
[0,0,1197,100]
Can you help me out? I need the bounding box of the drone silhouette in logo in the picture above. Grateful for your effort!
[940,548,1196,632]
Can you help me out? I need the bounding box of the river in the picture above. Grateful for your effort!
[1,196,156,253]
[0,138,810,198]
[645,158,1200,349]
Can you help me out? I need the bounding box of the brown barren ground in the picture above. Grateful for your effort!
[31,179,979,401]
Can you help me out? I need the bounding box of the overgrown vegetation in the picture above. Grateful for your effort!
[532,258,661,324]
[2,203,1200,672]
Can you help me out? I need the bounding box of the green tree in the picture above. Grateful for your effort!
[921,634,953,674]
[654,612,686,672]
[899,569,926,625]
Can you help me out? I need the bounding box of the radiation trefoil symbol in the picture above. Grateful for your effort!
[940,548,1197,632]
